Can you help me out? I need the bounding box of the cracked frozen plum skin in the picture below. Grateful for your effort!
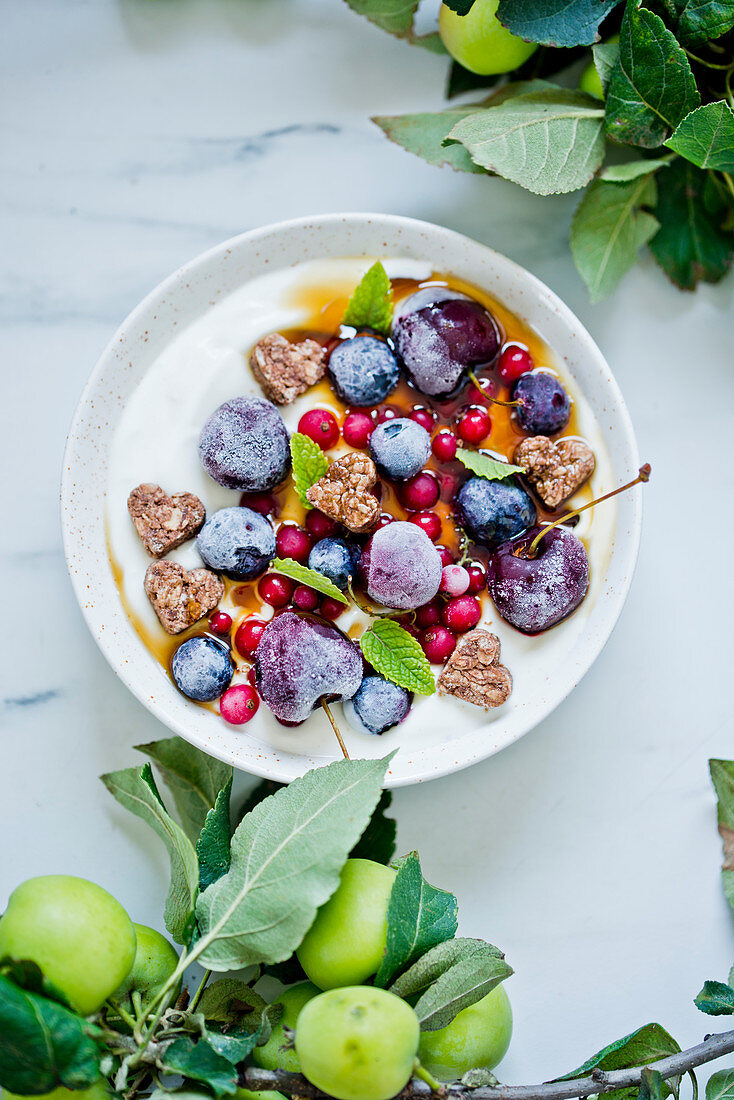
[369,417,431,481]
[328,335,400,407]
[344,675,411,736]
[487,526,590,634]
[199,395,291,491]
[360,521,442,610]
[197,506,276,580]
[255,610,363,723]
[456,476,536,549]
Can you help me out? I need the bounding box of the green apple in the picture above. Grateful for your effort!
[418,983,512,1081]
[112,923,179,1010]
[3,1082,109,1100]
[579,60,604,99]
[439,0,538,76]
[235,1092,286,1100]
[252,981,321,1072]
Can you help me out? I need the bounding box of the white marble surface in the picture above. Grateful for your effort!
[2,0,734,1085]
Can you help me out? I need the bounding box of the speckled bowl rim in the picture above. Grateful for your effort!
[61,212,641,787]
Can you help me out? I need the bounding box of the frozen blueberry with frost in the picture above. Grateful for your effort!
[360,521,442,610]
[308,538,361,591]
[513,372,571,435]
[344,675,411,736]
[455,476,536,550]
[199,396,291,491]
[328,336,400,407]
[255,610,363,723]
[391,289,500,398]
[369,417,431,481]
[197,507,276,580]
[487,526,589,634]
[171,636,234,702]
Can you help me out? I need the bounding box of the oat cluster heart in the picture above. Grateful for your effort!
[437,629,512,709]
[249,333,326,405]
[144,560,224,635]
[128,483,205,558]
[514,435,595,509]
[306,451,380,533]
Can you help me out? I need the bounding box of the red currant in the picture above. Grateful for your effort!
[220,684,260,725]
[275,524,313,564]
[376,513,394,530]
[240,491,278,516]
[421,626,457,664]
[342,411,374,449]
[466,562,486,594]
[306,510,339,539]
[410,406,435,432]
[209,610,233,636]
[400,472,440,511]
[377,406,399,424]
[431,430,458,462]
[457,406,492,445]
[320,597,345,621]
[259,574,294,608]
[298,409,340,450]
[409,511,442,542]
[436,545,455,567]
[415,599,442,629]
[234,617,266,659]
[498,344,533,384]
[442,595,481,633]
[293,584,319,612]
[246,666,258,688]
[440,564,471,597]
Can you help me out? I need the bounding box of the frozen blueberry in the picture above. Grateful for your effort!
[513,372,571,435]
[344,675,411,736]
[308,538,361,591]
[171,636,234,702]
[455,476,536,550]
[199,396,291,491]
[197,506,275,580]
[369,417,431,481]
[328,336,400,407]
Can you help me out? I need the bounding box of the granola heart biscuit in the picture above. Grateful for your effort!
[128,484,206,558]
[306,451,380,534]
[514,435,595,509]
[437,629,512,709]
[249,333,326,405]
[144,560,224,635]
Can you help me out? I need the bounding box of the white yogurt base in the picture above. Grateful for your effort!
[106,256,615,759]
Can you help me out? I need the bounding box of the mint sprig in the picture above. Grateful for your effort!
[456,448,524,481]
[290,432,329,509]
[359,618,435,695]
[342,262,393,336]
[270,558,349,605]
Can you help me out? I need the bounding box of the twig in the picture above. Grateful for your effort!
[321,699,350,759]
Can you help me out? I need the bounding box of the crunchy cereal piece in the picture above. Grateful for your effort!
[128,484,206,558]
[249,333,326,405]
[306,451,380,533]
[437,629,512,709]
[144,560,224,635]
[514,435,595,509]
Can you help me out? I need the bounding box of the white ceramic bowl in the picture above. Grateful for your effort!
[61,213,641,787]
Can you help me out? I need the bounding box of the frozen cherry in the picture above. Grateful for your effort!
[239,491,278,516]
[220,684,260,725]
[293,585,320,612]
[409,511,442,542]
[432,430,458,462]
[401,472,440,511]
[487,526,589,634]
[437,545,455,567]
[457,406,492,445]
[199,396,290,492]
[259,574,294,608]
[513,372,571,435]
[442,595,481,633]
[298,409,340,450]
[440,564,470,597]
[209,610,233,636]
[234,616,267,659]
[466,561,486,594]
[498,344,533,384]
[342,411,375,449]
[410,406,435,432]
[421,626,457,664]
[360,521,442,610]
[320,597,345,621]
[276,524,313,564]
[416,599,442,628]
[306,510,339,539]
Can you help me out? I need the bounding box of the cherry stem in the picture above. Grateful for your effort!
[347,575,410,620]
[526,464,651,558]
[321,699,350,759]
[468,369,523,408]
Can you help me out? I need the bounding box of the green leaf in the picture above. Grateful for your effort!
[707,1069,734,1100]
[375,852,458,987]
[555,1022,681,1079]
[359,619,436,695]
[373,108,487,174]
[463,1068,501,1087]
[235,779,285,825]
[605,4,700,149]
[666,103,734,172]
[710,758,734,909]
[674,0,734,44]
[640,1068,665,1100]
[290,432,330,509]
[342,262,393,335]
[593,40,620,94]
[350,789,397,865]
[448,87,605,196]
[194,755,393,970]
[197,777,232,891]
[0,973,101,1093]
[135,736,232,845]
[443,0,477,12]
[101,763,199,944]
[160,1036,238,1096]
[496,0,622,46]
[694,979,734,1015]
[271,557,349,603]
[0,958,72,1009]
[197,979,267,1026]
[343,0,448,49]
[571,173,659,302]
[600,158,671,182]
[204,1024,261,1065]
[649,159,734,290]
[457,448,525,480]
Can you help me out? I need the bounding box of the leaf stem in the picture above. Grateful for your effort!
[683,48,734,71]
[413,1058,445,1093]
[321,699,350,759]
[105,999,137,1032]
[188,968,212,1013]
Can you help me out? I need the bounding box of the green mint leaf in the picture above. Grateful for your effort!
[359,619,436,695]
[709,759,734,910]
[447,87,605,196]
[571,174,659,302]
[674,0,734,45]
[195,755,393,970]
[0,973,101,1093]
[375,851,458,988]
[694,979,734,1015]
[707,1069,734,1100]
[160,1036,238,1097]
[600,158,671,182]
[456,448,525,480]
[605,5,700,149]
[342,262,393,335]
[350,789,397,865]
[197,979,268,1026]
[101,763,198,944]
[496,0,621,47]
[593,40,620,95]
[666,103,734,172]
[135,736,233,846]
[271,557,349,603]
[554,1022,680,1080]
[197,777,233,891]
[290,432,329,509]
[649,160,734,290]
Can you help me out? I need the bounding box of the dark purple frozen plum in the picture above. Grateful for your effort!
[199,396,291,492]
[197,506,275,580]
[360,521,442,611]
[513,372,571,435]
[255,610,363,724]
[487,526,589,635]
[391,289,500,398]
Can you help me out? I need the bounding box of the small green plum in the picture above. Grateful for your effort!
[439,0,538,76]
[235,1091,287,1100]
[0,875,137,1016]
[252,981,321,1072]
[418,983,513,1082]
[3,1081,109,1100]
[295,986,420,1100]
[578,60,604,99]
[112,923,180,1010]
[296,858,395,989]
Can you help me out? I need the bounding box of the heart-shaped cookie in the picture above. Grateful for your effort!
[437,629,512,709]
[306,451,380,533]
[250,333,326,405]
[128,484,206,558]
[514,435,595,509]
[144,560,224,635]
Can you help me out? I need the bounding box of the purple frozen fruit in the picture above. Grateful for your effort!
[369,417,431,481]
[487,526,589,635]
[199,396,291,492]
[255,610,363,724]
[513,372,571,435]
[391,289,500,398]
[171,636,234,701]
[344,675,411,736]
[360,521,442,610]
[197,506,275,580]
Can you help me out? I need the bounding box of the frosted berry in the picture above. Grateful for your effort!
[360,521,442,611]
[276,524,313,564]
[342,411,375,449]
[432,430,458,462]
[410,407,435,432]
[498,344,533,384]
[409,511,442,542]
[260,574,294,608]
[401,472,440,511]
[234,617,267,659]
[309,538,360,591]
[171,637,233,702]
[369,417,431,481]
[488,526,589,634]
[421,626,457,664]
[306,510,339,540]
[220,684,260,725]
[298,409,340,450]
[293,585,320,612]
[199,396,290,492]
[513,371,571,435]
[197,507,276,581]
[344,676,411,736]
[456,477,536,549]
[442,595,481,633]
[209,611,233,636]
[457,406,492,445]
[440,564,470,597]
[328,336,400,407]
